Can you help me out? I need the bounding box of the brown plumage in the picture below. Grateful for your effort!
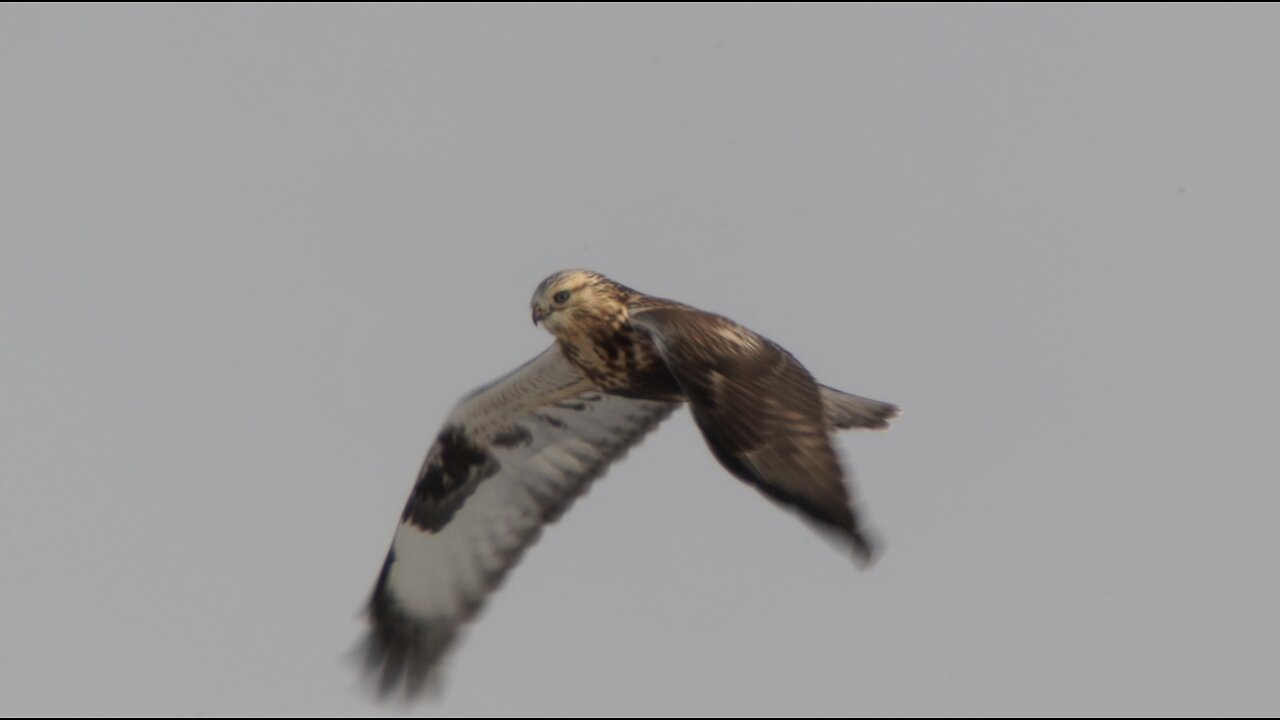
[532,269,889,558]
[362,269,899,699]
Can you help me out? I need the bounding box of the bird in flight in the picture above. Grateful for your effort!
[361,269,899,698]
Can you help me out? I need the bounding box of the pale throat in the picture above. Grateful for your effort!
[554,301,627,344]
[548,301,634,376]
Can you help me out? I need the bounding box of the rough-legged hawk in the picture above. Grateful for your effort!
[361,269,899,697]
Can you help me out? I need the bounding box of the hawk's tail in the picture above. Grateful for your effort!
[818,386,901,431]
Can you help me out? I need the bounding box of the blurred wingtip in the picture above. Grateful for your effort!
[850,526,884,570]
[350,603,454,705]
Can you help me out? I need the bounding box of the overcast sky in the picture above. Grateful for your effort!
[2,4,1275,716]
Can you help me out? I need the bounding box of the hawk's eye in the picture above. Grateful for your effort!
[553,290,571,304]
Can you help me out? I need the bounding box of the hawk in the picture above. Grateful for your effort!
[361,269,899,697]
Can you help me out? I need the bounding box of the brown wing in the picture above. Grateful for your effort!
[629,307,877,562]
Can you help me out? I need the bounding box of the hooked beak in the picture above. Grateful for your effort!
[532,304,546,326]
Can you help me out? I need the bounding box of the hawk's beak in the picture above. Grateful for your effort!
[532,304,546,326]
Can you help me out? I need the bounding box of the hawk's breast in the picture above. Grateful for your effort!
[558,321,682,402]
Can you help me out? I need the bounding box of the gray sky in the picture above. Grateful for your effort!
[2,4,1275,715]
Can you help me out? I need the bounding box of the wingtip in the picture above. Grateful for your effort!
[358,587,457,704]
[354,629,450,705]
[850,528,883,569]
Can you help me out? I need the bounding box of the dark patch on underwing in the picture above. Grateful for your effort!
[435,426,488,483]
[553,400,587,411]
[402,425,498,532]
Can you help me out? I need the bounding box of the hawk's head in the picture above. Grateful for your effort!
[531,269,632,337]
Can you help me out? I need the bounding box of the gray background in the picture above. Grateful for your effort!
[2,4,1275,715]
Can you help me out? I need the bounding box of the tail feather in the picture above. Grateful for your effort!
[818,386,900,431]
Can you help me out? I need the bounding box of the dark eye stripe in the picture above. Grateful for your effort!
[553,290,571,304]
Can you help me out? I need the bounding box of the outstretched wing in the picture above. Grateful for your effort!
[630,307,879,562]
[363,345,677,698]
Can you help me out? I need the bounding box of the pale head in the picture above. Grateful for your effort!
[530,268,628,336]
